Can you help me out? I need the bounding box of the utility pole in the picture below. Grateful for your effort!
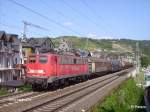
[22,20,49,40]
[136,42,140,74]
[85,38,89,50]
[20,20,50,64]
[23,21,27,39]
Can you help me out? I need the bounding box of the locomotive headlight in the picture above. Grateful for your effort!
[38,70,45,74]
[38,70,43,73]
[29,69,34,73]
[27,69,46,74]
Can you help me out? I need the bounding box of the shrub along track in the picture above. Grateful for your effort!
[0,69,132,112]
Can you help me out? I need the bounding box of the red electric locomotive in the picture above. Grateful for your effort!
[26,53,89,89]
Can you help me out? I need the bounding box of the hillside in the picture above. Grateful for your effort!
[52,36,150,57]
[53,36,117,51]
[52,36,150,67]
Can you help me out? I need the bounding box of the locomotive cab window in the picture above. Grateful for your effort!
[39,56,48,63]
[29,56,36,63]
[74,58,77,64]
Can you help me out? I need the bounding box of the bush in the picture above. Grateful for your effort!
[0,88,8,96]
[19,84,32,92]
[141,56,150,67]
[92,78,145,112]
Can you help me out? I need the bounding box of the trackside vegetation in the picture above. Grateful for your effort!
[91,78,146,112]
[0,84,32,96]
[18,84,32,92]
[0,88,8,96]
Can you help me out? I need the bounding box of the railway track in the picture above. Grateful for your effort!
[0,69,131,112]
[0,91,46,108]
[26,75,120,112]
[61,74,128,112]
[0,91,24,99]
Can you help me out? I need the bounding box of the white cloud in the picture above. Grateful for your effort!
[87,33,118,39]
[87,33,98,38]
[63,22,74,27]
[99,36,114,39]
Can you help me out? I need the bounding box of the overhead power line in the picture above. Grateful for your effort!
[0,22,49,37]
[39,0,71,22]
[80,0,116,36]
[23,20,50,31]
[61,0,113,36]
[8,0,83,36]
[22,20,50,38]
[61,0,100,28]
[0,22,20,30]
[39,0,88,35]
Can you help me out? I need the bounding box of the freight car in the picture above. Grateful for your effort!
[111,60,121,72]
[26,53,133,90]
[88,57,112,75]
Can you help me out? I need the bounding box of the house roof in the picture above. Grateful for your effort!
[28,37,54,47]
[6,34,18,42]
[0,31,18,42]
[0,31,6,40]
[21,41,32,48]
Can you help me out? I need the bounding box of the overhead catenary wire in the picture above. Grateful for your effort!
[8,0,83,36]
[1,12,51,37]
[39,0,73,22]
[39,0,89,36]
[22,20,52,38]
[23,20,50,31]
[80,0,117,37]
[61,0,99,27]
[0,22,48,37]
[61,0,110,35]
[0,22,21,30]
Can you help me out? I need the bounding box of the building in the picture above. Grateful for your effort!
[0,31,22,87]
[145,66,150,87]
[21,37,54,63]
[57,38,73,52]
[21,39,34,64]
[29,37,54,54]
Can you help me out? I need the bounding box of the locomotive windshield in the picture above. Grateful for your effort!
[29,56,36,63]
[39,56,48,63]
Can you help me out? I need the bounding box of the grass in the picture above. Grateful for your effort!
[0,85,32,96]
[0,84,32,96]
[0,88,8,96]
[18,84,32,92]
[91,78,145,112]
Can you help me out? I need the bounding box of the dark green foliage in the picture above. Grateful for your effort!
[19,84,32,92]
[139,41,150,59]
[141,55,150,67]
[92,78,145,112]
[0,88,8,96]
[0,85,32,96]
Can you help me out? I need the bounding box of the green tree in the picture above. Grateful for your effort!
[140,55,150,67]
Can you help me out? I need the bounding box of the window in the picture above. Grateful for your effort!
[39,56,48,64]
[15,58,17,64]
[29,56,36,63]
[74,58,77,64]
[7,58,9,67]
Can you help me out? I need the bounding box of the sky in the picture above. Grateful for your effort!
[0,0,150,40]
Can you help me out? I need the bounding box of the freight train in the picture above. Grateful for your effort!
[26,53,133,90]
